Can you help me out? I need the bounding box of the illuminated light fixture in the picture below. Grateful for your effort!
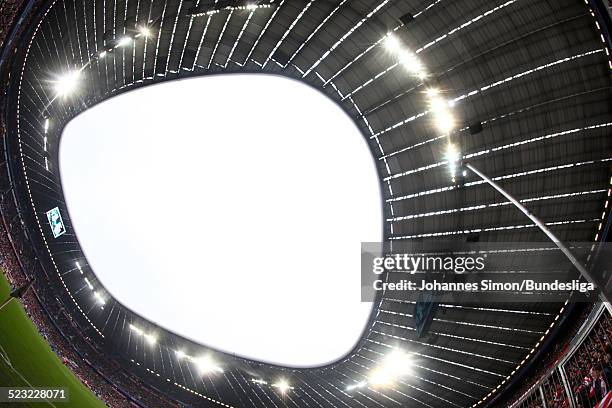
[445,143,461,181]
[399,52,427,80]
[194,356,223,375]
[175,350,186,359]
[43,136,47,151]
[426,88,455,134]
[369,367,393,387]
[445,143,461,167]
[117,36,133,47]
[93,291,106,306]
[138,26,151,38]
[144,333,157,345]
[128,325,157,345]
[368,349,413,388]
[346,380,367,391]
[54,70,81,98]
[44,118,49,133]
[84,277,93,290]
[246,4,257,10]
[426,87,440,98]
[45,157,49,171]
[272,379,293,394]
[252,378,268,385]
[75,261,83,274]
[99,51,107,58]
[383,33,402,54]
[433,110,455,133]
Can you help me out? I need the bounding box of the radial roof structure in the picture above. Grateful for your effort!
[2,0,612,407]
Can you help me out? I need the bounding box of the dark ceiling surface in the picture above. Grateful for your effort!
[2,0,612,407]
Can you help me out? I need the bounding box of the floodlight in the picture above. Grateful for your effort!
[383,33,402,54]
[427,89,455,134]
[272,379,292,394]
[194,356,223,375]
[426,87,440,98]
[175,350,186,359]
[54,70,81,98]
[368,349,413,388]
[138,26,151,38]
[445,143,461,165]
[399,52,426,79]
[433,110,455,134]
[144,333,157,345]
[368,368,393,387]
[346,380,367,391]
[99,51,107,58]
[93,291,106,305]
[382,350,413,375]
[246,4,257,10]
[129,324,143,335]
[117,36,133,47]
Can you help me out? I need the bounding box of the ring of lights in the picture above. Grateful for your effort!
[3,0,612,407]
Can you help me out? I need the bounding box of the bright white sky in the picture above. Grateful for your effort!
[60,74,381,367]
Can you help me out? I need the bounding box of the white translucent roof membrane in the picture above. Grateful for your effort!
[60,74,381,367]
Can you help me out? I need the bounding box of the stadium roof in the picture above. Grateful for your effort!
[2,0,612,407]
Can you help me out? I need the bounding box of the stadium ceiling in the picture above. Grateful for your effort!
[2,0,612,407]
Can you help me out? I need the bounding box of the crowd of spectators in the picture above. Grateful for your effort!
[566,313,612,407]
[0,0,24,51]
[0,202,134,406]
[0,197,182,406]
[0,7,189,405]
[0,103,179,405]
[541,370,570,408]
[505,304,594,407]
[512,309,612,408]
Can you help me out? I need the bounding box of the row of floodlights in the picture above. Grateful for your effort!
[346,349,414,392]
[76,261,106,308]
[53,25,152,98]
[49,32,462,180]
[190,3,272,17]
[51,2,270,99]
[95,298,407,397]
[55,34,450,400]
[124,336,294,395]
[51,30,456,143]
[129,324,158,345]
[383,33,456,135]
[174,349,293,394]
[383,33,461,179]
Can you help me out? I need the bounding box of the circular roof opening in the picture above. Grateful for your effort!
[60,73,382,367]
